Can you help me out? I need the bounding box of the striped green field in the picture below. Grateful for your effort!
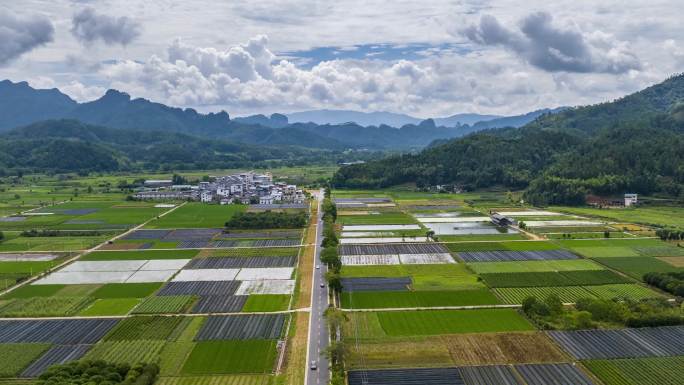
[584,356,684,385]
[156,376,272,385]
[467,259,604,274]
[376,309,534,336]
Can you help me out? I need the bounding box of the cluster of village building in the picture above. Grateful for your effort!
[133,172,306,205]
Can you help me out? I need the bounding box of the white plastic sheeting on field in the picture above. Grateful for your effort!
[172,268,240,282]
[342,225,421,231]
[525,220,603,227]
[235,279,295,295]
[497,211,561,216]
[0,254,59,261]
[235,267,294,280]
[61,260,147,272]
[35,271,132,284]
[398,253,456,264]
[340,237,430,244]
[416,216,490,223]
[126,270,177,283]
[341,254,401,266]
[340,231,394,237]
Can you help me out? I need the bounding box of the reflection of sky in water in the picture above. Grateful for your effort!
[424,222,517,235]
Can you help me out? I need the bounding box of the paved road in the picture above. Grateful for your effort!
[306,189,330,385]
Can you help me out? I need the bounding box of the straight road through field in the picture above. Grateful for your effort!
[306,189,330,385]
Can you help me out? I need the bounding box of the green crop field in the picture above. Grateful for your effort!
[145,203,245,229]
[182,340,277,374]
[1,284,65,299]
[467,259,604,274]
[573,246,641,258]
[340,289,499,309]
[105,316,183,341]
[0,343,51,376]
[376,309,534,336]
[92,283,163,298]
[78,298,141,316]
[593,257,683,280]
[81,250,199,261]
[584,284,663,300]
[552,205,684,228]
[0,296,93,317]
[242,295,290,312]
[341,264,483,291]
[84,340,166,365]
[156,375,272,385]
[493,286,594,304]
[480,270,631,288]
[132,295,195,314]
[0,235,110,252]
[584,356,684,385]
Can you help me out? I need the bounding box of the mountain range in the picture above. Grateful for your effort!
[0,80,561,151]
[333,74,684,205]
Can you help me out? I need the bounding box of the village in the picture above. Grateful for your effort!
[133,171,308,206]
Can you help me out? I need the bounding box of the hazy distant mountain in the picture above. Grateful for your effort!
[333,73,684,205]
[433,113,501,127]
[287,109,423,127]
[0,79,564,151]
[0,80,77,130]
[470,108,568,130]
[233,113,289,128]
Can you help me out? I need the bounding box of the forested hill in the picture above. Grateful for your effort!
[0,120,342,174]
[333,74,684,205]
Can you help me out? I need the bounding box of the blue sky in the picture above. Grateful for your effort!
[1,1,683,117]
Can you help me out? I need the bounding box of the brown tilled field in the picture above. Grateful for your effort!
[657,256,684,267]
[347,336,453,369]
[441,332,568,365]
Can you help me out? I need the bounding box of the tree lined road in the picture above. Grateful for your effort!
[306,189,330,385]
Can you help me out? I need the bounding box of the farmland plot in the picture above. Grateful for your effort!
[0,254,59,261]
[20,344,91,377]
[195,314,285,340]
[0,296,94,317]
[0,343,51,377]
[234,267,294,280]
[172,269,240,282]
[514,363,596,385]
[442,332,567,365]
[186,256,296,269]
[340,237,430,244]
[341,254,401,266]
[467,259,604,274]
[548,326,684,359]
[158,281,240,296]
[398,253,455,264]
[584,356,684,385]
[348,368,464,385]
[182,340,277,374]
[132,296,195,314]
[458,365,522,385]
[105,316,183,341]
[342,225,421,231]
[0,319,119,344]
[458,250,578,262]
[84,340,166,364]
[493,286,593,304]
[341,277,412,292]
[376,309,533,336]
[156,375,272,385]
[340,243,449,256]
[481,270,631,288]
[235,280,295,295]
[192,295,247,313]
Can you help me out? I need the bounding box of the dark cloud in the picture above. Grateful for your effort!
[71,7,141,46]
[0,11,54,65]
[463,12,640,74]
